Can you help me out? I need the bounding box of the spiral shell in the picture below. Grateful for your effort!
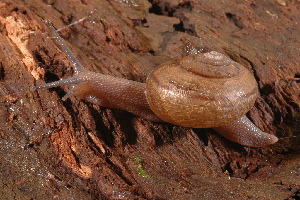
[146,51,258,128]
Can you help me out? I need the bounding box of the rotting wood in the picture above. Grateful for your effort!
[0,0,299,199]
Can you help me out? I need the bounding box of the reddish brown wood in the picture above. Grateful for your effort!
[0,0,299,199]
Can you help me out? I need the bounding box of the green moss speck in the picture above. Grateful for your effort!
[135,156,148,178]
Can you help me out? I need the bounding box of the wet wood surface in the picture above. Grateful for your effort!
[0,0,299,199]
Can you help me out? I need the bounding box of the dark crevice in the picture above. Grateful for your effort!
[0,62,4,80]
[35,53,46,66]
[148,50,156,55]
[148,0,195,35]
[292,189,300,199]
[294,73,300,79]
[223,163,233,176]
[51,173,73,188]
[193,129,209,146]
[225,13,244,29]
[127,44,139,53]
[143,1,196,55]
[148,0,191,17]
[244,165,260,180]
[44,71,60,83]
[86,131,107,157]
[238,55,263,90]
[173,18,196,36]
[105,157,133,186]
[63,15,74,25]
[149,1,174,16]
[105,36,111,43]
[173,20,184,32]
[33,49,48,67]
[62,98,82,131]
[70,148,81,165]
[132,18,147,27]
[244,57,260,83]
[114,114,138,145]
[33,48,70,79]
[28,143,34,148]
[88,105,115,148]
[11,7,19,12]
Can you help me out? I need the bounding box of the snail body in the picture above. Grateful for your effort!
[31,20,278,147]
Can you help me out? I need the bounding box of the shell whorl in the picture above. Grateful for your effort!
[146,51,259,128]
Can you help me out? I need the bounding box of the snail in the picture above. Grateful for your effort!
[31,20,278,147]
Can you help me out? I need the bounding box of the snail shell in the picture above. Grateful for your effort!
[146,51,259,128]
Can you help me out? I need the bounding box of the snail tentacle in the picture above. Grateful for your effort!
[213,115,278,147]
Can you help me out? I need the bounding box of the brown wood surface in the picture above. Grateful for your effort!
[0,0,299,199]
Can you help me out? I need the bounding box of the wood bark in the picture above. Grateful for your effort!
[0,0,299,199]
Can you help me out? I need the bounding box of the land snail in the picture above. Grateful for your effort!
[31,20,278,147]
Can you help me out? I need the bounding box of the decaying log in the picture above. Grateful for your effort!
[0,0,299,199]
